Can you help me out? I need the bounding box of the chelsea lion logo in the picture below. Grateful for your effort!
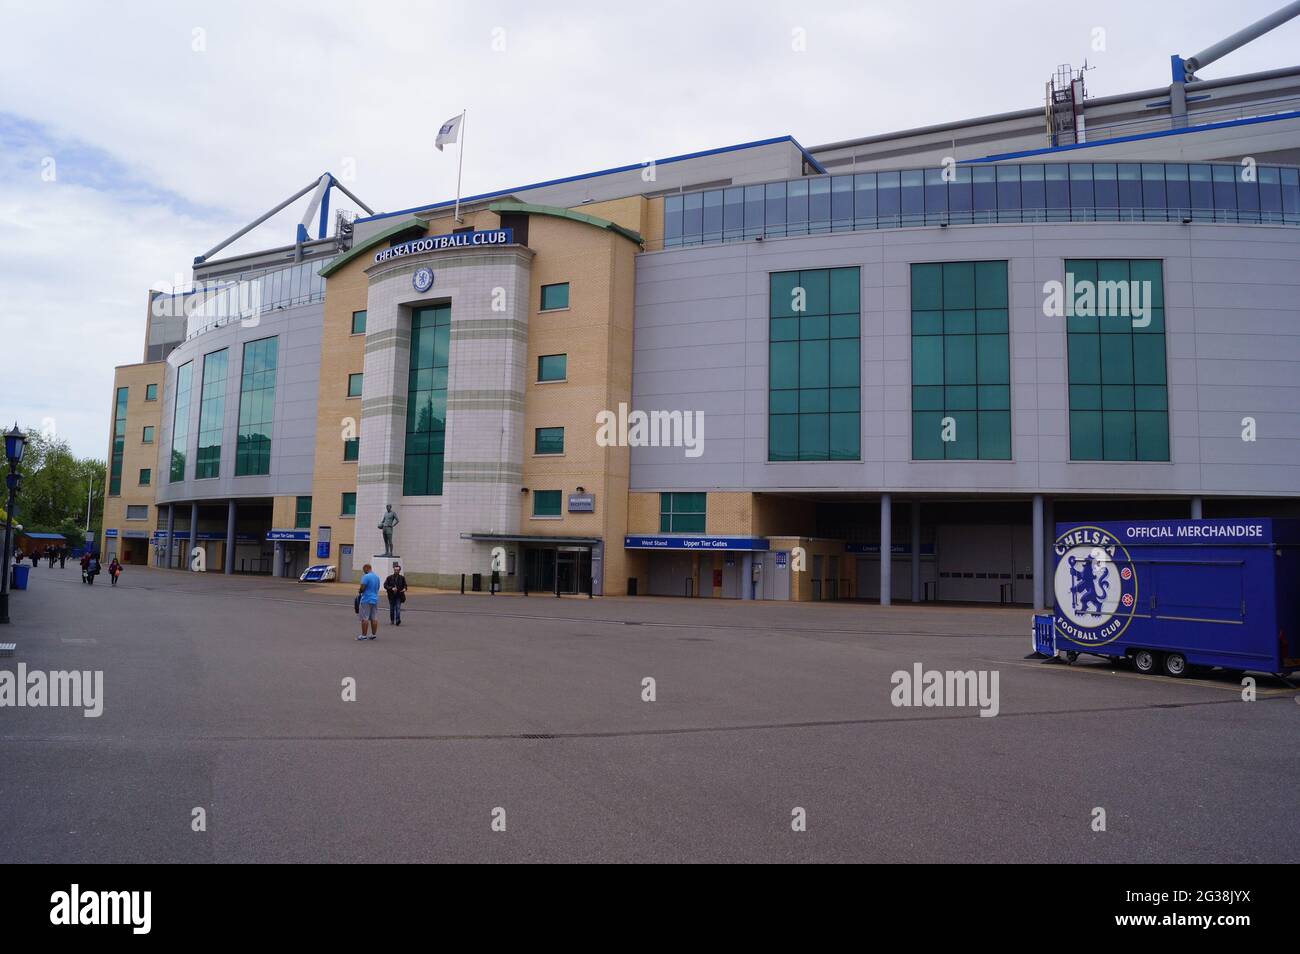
[1052,525,1138,646]
[412,267,434,292]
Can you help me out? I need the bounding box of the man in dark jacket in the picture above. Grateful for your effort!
[383,564,407,626]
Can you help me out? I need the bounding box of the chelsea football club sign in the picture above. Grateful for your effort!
[373,228,514,264]
[1052,525,1139,645]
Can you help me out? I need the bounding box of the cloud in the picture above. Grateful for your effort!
[0,0,1294,456]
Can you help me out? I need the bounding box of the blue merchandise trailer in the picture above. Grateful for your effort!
[1034,518,1300,677]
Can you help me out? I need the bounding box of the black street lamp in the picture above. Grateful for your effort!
[0,424,28,625]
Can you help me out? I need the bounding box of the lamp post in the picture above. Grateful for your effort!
[0,424,28,625]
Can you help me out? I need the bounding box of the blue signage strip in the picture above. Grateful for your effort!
[845,542,936,555]
[267,529,311,542]
[104,529,118,537]
[373,228,513,264]
[624,535,770,552]
[1055,518,1285,547]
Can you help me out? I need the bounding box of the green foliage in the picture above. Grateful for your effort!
[9,427,105,539]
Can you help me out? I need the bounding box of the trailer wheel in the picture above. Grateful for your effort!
[1065,651,1079,664]
[1133,649,1159,674]
[1162,652,1188,678]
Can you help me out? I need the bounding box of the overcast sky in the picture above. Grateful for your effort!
[2,0,1297,457]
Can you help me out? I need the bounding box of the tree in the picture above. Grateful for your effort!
[12,428,105,541]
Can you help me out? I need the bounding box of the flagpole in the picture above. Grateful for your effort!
[454,109,467,223]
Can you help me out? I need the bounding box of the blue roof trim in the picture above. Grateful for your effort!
[355,135,825,224]
[963,109,1300,164]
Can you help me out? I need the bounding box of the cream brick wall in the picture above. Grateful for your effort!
[311,252,368,566]
[101,362,165,559]
[519,210,640,594]
[705,492,754,535]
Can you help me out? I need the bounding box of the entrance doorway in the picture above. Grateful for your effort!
[525,547,592,594]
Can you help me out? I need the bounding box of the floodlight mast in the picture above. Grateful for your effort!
[1169,1,1300,125]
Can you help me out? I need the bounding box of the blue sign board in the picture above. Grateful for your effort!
[373,228,513,264]
[624,535,770,552]
[316,541,331,559]
[104,529,118,538]
[267,529,311,542]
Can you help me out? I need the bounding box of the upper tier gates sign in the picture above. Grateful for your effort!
[373,228,514,264]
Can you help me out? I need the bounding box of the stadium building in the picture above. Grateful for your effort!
[102,25,1300,607]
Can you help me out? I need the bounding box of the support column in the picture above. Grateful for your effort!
[1032,494,1045,611]
[189,502,199,571]
[1190,497,1203,519]
[272,540,284,578]
[910,501,921,602]
[224,500,236,574]
[880,493,892,607]
[1043,496,1055,602]
[165,504,175,569]
[741,553,753,600]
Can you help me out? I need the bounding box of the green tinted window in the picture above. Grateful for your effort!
[235,338,277,476]
[343,438,359,461]
[295,496,312,529]
[138,468,151,487]
[535,427,564,455]
[540,283,570,310]
[659,492,706,532]
[910,261,1010,459]
[533,490,562,517]
[195,348,228,479]
[538,354,567,381]
[142,425,154,443]
[1064,260,1168,460]
[404,304,451,495]
[769,267,860,461]
[109,386,128,495]
[170,364,193,482]
[341,492,356,516]
[347,372,364,398]
[351,310,367,334]
[145,383,158,401]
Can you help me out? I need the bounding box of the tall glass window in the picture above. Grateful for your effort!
[235,337,278,476]
[109,387,127,495]
[911,261,1011,460]
[170,362,193,482]
[724,187,745,241]
[663,194,683,248]
[996,165,1021,217]
[295,496,312,529]
[195,348,227,479]
[404,304,451,495]
[1065,260,1168,461]
[769,267,860,462]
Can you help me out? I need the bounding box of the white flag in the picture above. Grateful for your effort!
[436,113,462,152]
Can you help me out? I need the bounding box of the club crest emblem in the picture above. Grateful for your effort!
[1052,525,1139,646]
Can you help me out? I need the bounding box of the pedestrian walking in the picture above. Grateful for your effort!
[59,548,66,569]
[80,552,90,583]
[86,554,100,585]
[384,563,407,626]
[109,557,122,586]
[356,563,381,640]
